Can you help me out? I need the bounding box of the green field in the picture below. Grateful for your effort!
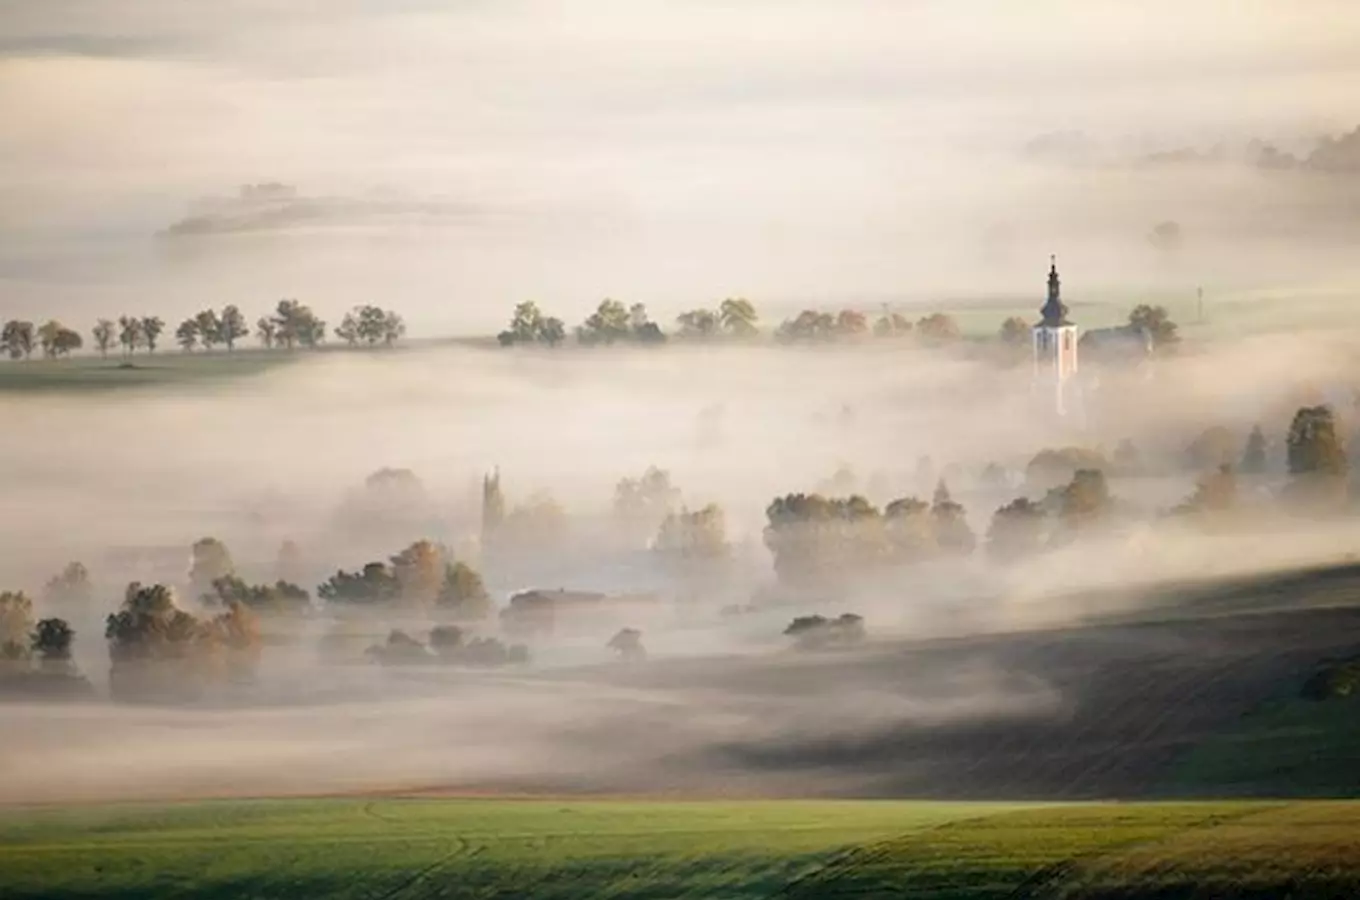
[0,352,298,392]
[2,799,1358,899]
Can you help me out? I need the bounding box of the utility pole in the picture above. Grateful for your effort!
[1197,286,1204,324]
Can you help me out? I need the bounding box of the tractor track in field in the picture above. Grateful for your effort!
[771,807,1026,899]
[998,804,1281,900]
[359,800,487,900]
[775,804,1285,900]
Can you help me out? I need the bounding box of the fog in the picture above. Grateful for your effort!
[6,1,1360,806]
[4,329,1360,803]
[4,1,1360,331]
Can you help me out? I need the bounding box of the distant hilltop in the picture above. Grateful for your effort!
[1023,123,1360,175]
[160,183,480,237]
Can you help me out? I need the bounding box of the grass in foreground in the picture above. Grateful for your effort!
[2,799,1359,899]
[0,799,1009,900]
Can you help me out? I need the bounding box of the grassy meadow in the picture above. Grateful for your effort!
[0,351,299,393]
[1,798,1358,899]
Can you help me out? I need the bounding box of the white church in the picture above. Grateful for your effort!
[1032,255,1080,417]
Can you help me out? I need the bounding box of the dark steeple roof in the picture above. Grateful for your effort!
[1039,254,1071,327]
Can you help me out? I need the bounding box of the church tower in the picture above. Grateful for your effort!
[1033,255,1079,416]
[481,468,505,546]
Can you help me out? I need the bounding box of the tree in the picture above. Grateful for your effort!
[999,316,1030,346]
[189,537,235,597]
[30,618,75,672]
[299,311,326,349]
[654,504,728,560]
[428,625,466,659]
[629,303,665,343]
[92,319,115,358]
[318,562,402,606]
[931,480,976,556]
[1056,469,1112,531]
[356,305,387,345]
[1128,304,1179,350]
[874,312,913,337]
[1,320,35,360]
[390,540,446,607]
[776,310,836,342]
[578,299,632,345]
[36,320,82,358]
[141,316,164,353]
[367,629,431,666]
[884,496,935,561]
[1174,464,1238,517]
[500,301,543,346]
[719,297,758,337]
[436,562,492,620]
[271,299,324,350]
[607,628,646,662]
[1287,406,1347,478]
[210,598,262,681]
[614,466,680,528]
[256,316,277,349]
[1285,405,1348,508]
[116,316,144,355]
[764,493,887,581]
[193,309,222,351]
[43,562,91,606]
[987,498,1048,561]
[218,305,247,351]
[676,309,719,340]
[382,310,406,347]
[836,309,869,336]
[174,318,199,352]
[37,320,60,358]
[1241,425,1268,475]
[425,628,528,668]
[0,591,35,649]
[335,311,360,347]
[105,583,215,700]
[204,575,311,615]
[784,613,865,651]
[916,313,961,344]
[539,317,565,347]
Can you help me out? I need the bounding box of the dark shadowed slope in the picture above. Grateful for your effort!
[566,572,1360,800]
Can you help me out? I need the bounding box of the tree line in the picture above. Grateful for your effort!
[0,301,406,360]
[496,297,1182,354]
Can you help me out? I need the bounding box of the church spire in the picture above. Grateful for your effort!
[1039,254,1069,327]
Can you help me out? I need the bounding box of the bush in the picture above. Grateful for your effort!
[783,613,866,651]
[1301,658,1360,701]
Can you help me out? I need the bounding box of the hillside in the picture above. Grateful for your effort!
[547,568,1360,801]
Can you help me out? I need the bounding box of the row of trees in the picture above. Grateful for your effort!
[763,481,976,583]
[758,404,1351,581]
[0,301,405,360]
[2,320,84,359]
[1,532,504,701]
[184,533,492,619]
[495,299,1181,355]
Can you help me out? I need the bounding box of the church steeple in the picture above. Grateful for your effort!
[1039,254,1069,327]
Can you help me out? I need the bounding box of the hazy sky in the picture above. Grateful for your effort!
[3,1,1359,332]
